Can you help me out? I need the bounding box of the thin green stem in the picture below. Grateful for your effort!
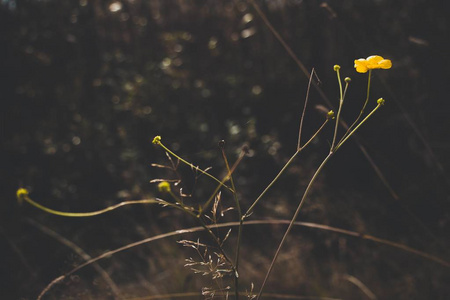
[221,147,243,300]
[256,152,333,299]
[244,119,329,218]
[342,80,350,102]
[157,142,234,193]
[244,149,299,218]
[336,68,344,100]
[297,68,316,150]
[331,100,344,150]
[335,103,382,152]
[19,188,237,280]
[331,68,344,150]
[20,194,159,217]
[257,102,384,298]
[342,69,372,140]
[199,151,245,217]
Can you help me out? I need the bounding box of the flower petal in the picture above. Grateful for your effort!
[354,59,368,73]
[354,55,392,72]
[355,65,368,73]
[366,55,383,63]
[366,56,384,69]
[379,59,392,69]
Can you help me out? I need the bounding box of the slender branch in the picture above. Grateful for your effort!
[342,70,372,140]
[256,152,333,299]
[244,119,329,218]
[257,101,384,298]
[340,274,376,300]
[157,141,234,193]
[37,219,449,299]
[125,291,342,299]
[20,194,159,217]
[26,218,122,298]
[298,68,316,149]
[335,102,382,151]
[18,189,237,282]
[220,145,244,300]
[330,67,344,150]
[199,149,246,217]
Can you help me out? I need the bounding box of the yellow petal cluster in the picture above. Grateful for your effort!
[354,55,392,73]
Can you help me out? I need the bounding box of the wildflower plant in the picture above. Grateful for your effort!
[20,55,450,300]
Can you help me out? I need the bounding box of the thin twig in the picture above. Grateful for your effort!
[37,219,449,299]
[22,195,160,217]
[341,69,372,141]
[26,218,122,299]
[340,274,377,300]
[220,145,246,300]
[298,68,316,150]
[156,141,234,193]
[127,291,342,300]
[256,152,333,299]
[244,119,329,218]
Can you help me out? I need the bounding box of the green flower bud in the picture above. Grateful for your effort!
[158,181,171,193]
[327,110,335,119]
[152,136,162,144]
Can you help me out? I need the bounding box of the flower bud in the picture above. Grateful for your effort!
[327,110,335,119]
[158,181,171,193]
[152,136,162,144]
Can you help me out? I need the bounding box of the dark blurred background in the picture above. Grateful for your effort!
[1,0,449,299]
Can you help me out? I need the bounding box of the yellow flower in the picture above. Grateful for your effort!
[354,55,392,73]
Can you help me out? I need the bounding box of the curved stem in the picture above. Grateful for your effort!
[331,69,344,150]
[298,68,316,149]
[342,69,372,140]
[20,194,159,217]
[38,219,449,299]
[19,190,237,280]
